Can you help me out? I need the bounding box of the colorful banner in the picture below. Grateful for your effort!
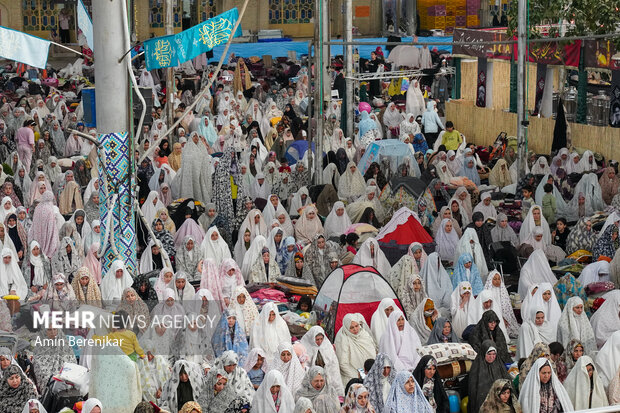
[99,132,137,274]
[144,8,242,70]
[526,40,581,67]
[452,28,512,60]
[0,26,50,69]
[584,39,620,70]
[453,28,581,67]
[77,0,94,51]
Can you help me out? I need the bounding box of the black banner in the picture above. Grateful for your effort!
[476,57,487,107]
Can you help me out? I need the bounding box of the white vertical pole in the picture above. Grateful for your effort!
[345,0,354,138]
[165,0,175,129]
[93,0,130,133]
[516,0,527,175]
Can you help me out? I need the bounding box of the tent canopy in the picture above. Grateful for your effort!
[377,207,433,245]
[285,140,315,165]
[388,176,428,198]
[315,264,402,337]
[357,140,417,176]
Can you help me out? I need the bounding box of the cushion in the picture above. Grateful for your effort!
[417,342,477,364]
[585,281,616,296]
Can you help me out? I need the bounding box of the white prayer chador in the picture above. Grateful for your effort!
[370,298,398,344]
[172,272,195,304]
[241,235,267,281]
[201,227,231,266]
[338,162,366,202]
[578,260,610,288]
[516,306,556,359]
[323,201,352,239]
[268,342,305,391]
[517,249,557,299]
[252,370,296,413]
[141,191,165,226]
[471,192,497,221]
[556,296,596,355]
[299,326,344,397]
[0,248,28,302]
[529,282,561,336]
[352,237,391,275]
[249,302,292,361]
[334,313,377,387]
[100,260,133,301]
[419,252,452,310]
[519,204,552,245]
[450,281,476,339]
[453,228,489,278]
[468,290,509,341]
[590,290,620,349]
[595,330,620,389]
[379,309,422,372]
[518,358,574,413]
[563,355,609,410]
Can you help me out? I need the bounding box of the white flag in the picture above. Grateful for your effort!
[0,26,50,69]
[77,0,94,51]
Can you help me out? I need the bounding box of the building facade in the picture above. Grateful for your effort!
[1,0,384,42]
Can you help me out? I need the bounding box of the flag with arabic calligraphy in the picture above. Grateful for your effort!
[144,8,242,70]
[0,26,50,69]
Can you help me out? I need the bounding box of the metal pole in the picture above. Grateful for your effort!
[93,0,134,273]
[516,0,527,175]
[93,1,130,134]
[315,0,324,184]
[165,0,175,129]
[345,0,354,139]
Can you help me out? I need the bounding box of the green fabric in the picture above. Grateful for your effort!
[577,46,588,124]
[542,192,556,223]
[359,83,369,103]
[441,130,462,151]
[510,59,517,113]
[453,57,461,99]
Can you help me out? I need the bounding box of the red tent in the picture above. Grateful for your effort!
[377,207,433,244]
[315,264,403,338]
[377,207,434,265]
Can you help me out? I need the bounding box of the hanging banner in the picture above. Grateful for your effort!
[610,71,620,128]
[529,40,581,67]
[533,63,546,116]
[0,26,50,69]
[584,39,620,70]
[77,0,94,51]
[452,28,512,60]
[476,57,487,107]
[512,39,581,67]
[144,8,242,70]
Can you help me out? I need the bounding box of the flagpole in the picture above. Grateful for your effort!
[164,0,175,131]
[142,0,251,152]
[49,40,84,57]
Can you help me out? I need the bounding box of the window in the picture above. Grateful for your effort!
[149,0,182,29]
[22,0,58,32]
[198,0,217,21]
[269,0,314,24]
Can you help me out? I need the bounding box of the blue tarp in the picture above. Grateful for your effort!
[286,140,315,165]
[357,140,415,175]
[207,36,453,62]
